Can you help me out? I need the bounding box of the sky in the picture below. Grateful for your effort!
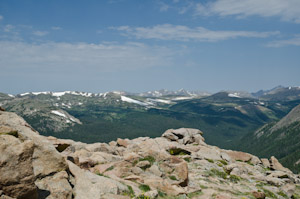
[0,0,300,94]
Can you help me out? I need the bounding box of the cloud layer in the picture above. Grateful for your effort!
[0,41,174,74]
[113,24,279,42]
[267,35,300,47]
[196,0,300,23]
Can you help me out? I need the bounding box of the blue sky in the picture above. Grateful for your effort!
[0,0,300,94]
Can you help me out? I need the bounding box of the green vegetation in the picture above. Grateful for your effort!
[136,194,150,199]
[169,148,191,156]
[0,130,18,138]
[138,184,151,192]
[139,156,155,165]
[239,119,300,173]
[246,160,254,166]
[168,175,178,181]
[122,185,135,198]
[209,168,227,179]
[105,166,114,172]
[184,157,191,162]
[262,188,277,199]
[277,191,288,199]
[158,190,167,197]
[218,160,228,165]
[95,172,109,178]
[5,91,298,151]
[187,190,203,198]
[229,175,241,183]
[292,193,300,199]
[206,158,214,163]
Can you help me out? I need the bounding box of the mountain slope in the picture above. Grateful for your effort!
[238,104,300,173]
[255,86,300,101]
[1,90,299,149]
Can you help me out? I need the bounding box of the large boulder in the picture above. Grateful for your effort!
[35,171,73,199]
[162,128,205,145]
[0,135,38,199]
[67,161,129,199]
[0,111,71,199]
[270,156,292,173]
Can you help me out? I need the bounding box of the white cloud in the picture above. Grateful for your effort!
[4,24,14,32]
[51,26,62,30]
[0,15,3,21]
[0,41,174,73]
[113,24,279,42]
[33,31,49,36]
[195,0,300,23]
[267,35,300,47]
[159,2,170,12]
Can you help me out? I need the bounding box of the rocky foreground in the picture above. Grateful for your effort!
[0,110,300,199]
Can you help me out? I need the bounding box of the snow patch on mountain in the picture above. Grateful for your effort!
[147,98,172,104]
[121,96,149,106]
[20,92,30,96]
[172,96,194,101]
[51,110,67,118]
[228,93,241,98]
[32,91,51,95]
[51,110,82,125]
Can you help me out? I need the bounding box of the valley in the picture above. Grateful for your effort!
[1,86,300,172]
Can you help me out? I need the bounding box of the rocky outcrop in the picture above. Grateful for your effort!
[1,110,300,199]
[0,111,71,199]
[0,134,37,199]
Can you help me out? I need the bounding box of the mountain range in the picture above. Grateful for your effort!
[1,86,300,173]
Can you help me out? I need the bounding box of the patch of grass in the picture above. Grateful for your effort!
[187,190,203,198]
[262,188,277,199]
[278,174,289,179]
[217,162,223,167]
[255,181,268,188]
[139,156,156,165]
[95,172,110,178]
[246,160,254,166]
[184,157,191,162]
[139,184,151,192]
[206,159,214,163]
[277,191,288,199]
[263,167,272,172]
[105,165,114,172]
[210,168,227,179]
[168,148,191,156]
[169,175,178,181]
[292,193,300,199]
[133,160,138,166]
[219,160,228,165]
[122,185,135,198]
[200,185,208,189]
[158,190,167,197]
[137,194,150,199]
[229,175,241,183]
